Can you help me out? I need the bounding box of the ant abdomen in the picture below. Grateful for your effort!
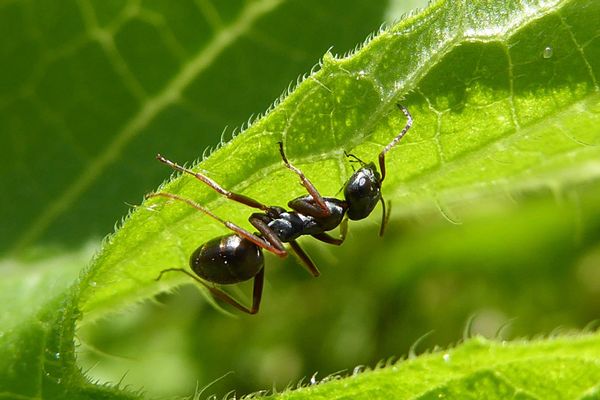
[190,234,264,285]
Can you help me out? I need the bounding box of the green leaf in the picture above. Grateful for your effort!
[272,334,600,399]
[79,0,599,320]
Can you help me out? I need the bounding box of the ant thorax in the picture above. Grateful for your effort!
[267,196,347,242]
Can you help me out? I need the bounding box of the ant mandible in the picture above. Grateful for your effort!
[147,104,412,314]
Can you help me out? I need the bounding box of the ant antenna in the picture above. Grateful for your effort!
[344,151,366,166]
[378,104,413,182]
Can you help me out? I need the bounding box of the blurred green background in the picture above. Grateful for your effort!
[2,0,599,398]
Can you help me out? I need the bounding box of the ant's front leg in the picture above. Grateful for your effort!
[378,198,391,237]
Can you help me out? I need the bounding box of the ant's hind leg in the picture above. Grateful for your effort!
[156,267,264,314]
[156,154,269,211]
[146,192,287,257]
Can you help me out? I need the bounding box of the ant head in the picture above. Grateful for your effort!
[343,162,382,220]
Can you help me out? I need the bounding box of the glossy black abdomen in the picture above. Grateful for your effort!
[190,234,264,285]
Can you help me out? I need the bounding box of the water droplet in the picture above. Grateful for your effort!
[89,281,97,287]
[542,46,553,59]
[356,70,367,80]
[443,353,451,363]
[54,352,61,360]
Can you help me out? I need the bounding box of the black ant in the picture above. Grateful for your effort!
[147,104,412,314]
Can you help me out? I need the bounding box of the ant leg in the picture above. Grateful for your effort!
[249,212,321,277]
[312,233,343,245]
[156,154,268,211]
[340,216,348,240]
[379,197,392,237]
[248,214,287,252]
[278,142,330,217]
[146,192,286,257]
[156,268,264,314]
[247,213,326,276]
[378,104,413,182]
[287,197,335,219]
[288,240,320,277]
[344,151,366,166]
[312,217,348,245]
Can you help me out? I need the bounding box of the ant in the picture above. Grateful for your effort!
[147,104,412,314]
